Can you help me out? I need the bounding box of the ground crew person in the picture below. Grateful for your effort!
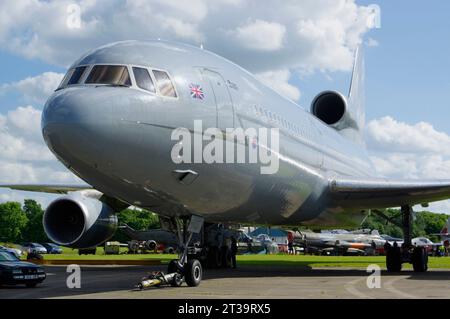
[439,245,445,257]
[288,240,294,255]
[231,236,238,269]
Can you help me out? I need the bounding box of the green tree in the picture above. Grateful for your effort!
[0,202,28,243]
[362,209,448,241]
[415,211,448,242]
[112,208,160,242]
[22,199,48,243]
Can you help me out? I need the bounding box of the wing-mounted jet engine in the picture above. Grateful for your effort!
[311,46,365,145]
[43,191,120,248]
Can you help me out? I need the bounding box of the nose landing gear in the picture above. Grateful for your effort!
[166,215,205,287]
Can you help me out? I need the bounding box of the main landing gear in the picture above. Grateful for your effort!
[385,205,428,273]
[167,215,204,287]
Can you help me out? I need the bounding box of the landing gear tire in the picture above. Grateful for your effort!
[412,247,428,272]
[184,259,202,287]
[168,259,180,274]
[386,246,402,272]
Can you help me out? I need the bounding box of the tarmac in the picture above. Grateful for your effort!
[0,264,449,299]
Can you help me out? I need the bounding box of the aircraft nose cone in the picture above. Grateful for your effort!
[42,88,113,167]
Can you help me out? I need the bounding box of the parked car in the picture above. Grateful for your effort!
[41,243,62,254]
[0,251,46,287]
[0,245,23,259]
[22,243,47,254]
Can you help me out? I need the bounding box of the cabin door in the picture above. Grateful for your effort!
[202,69,235,129]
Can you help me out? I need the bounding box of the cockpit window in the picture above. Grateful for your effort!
[85,65,131,86]
[132,67,155,93]
[57,69,75,89]
[152,70,177,97]
[67,66,87,85]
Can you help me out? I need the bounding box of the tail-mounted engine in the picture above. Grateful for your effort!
[311,90,362,143]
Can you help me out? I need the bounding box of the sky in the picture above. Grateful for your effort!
[1,0,450,213]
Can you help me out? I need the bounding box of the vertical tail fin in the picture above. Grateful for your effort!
[346,45,366,143]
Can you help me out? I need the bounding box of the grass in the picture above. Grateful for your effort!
[32,247,177,262]
[236,254,450,269]
[34,249,450,269]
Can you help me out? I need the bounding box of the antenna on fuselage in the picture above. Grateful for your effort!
[200,43,204,50]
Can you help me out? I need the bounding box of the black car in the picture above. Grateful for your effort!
[41,243,63,254]
[0,251,46,287]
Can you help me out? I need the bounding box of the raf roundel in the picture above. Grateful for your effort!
[189,83,204,100]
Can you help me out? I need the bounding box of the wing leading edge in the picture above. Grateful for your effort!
[0,184,93,194]
[330,177,450,209]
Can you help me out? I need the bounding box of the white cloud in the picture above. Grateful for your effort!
[0,0,374,76]
[366,37,379,47]
[1,72,64,105]
[7,106,42,139]
[0,190,58,208]
[366,116,450,214]
[0,108,53,161]
[255,69,301,101]
[0,70,82,206]
[0,105,82,189]
[232,19,286,51]
[366,116,450,157]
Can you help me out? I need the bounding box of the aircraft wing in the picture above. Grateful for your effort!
[0,184,93,194]
[330,177,450,209]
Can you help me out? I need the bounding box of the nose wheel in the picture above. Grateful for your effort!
[166,215,204,287]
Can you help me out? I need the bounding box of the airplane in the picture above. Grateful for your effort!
[432,217,450,247]
[119,224,179,253]
[2,39,450,286]
[296,229,386,255]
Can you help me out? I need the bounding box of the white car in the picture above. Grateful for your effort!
[22,243,48,254]
[412,237,434,246]
[0,245,23,258]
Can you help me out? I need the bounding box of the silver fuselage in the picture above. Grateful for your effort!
[42,41,374,227]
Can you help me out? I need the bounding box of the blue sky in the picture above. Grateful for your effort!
[1,0,450,213]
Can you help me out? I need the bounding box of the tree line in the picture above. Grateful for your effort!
[361,208,448,242]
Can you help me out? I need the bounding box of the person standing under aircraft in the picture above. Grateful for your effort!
[288,240,294,255]
[231,236,238,269]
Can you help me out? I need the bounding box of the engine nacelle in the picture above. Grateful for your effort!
[43,194,118,248]
[311,90,348,126]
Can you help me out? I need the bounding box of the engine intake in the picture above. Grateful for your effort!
[43,194,118,248]
[311,91,347,125]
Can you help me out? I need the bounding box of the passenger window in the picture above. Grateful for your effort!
[152,70,177,97]
[67,66,87,85]
[133,67,156,93]
[86,65,131,86]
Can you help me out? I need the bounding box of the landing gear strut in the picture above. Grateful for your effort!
[385,205,428,272]
[167,215,204,287]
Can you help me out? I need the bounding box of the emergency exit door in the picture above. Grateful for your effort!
[203,69,235,129]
